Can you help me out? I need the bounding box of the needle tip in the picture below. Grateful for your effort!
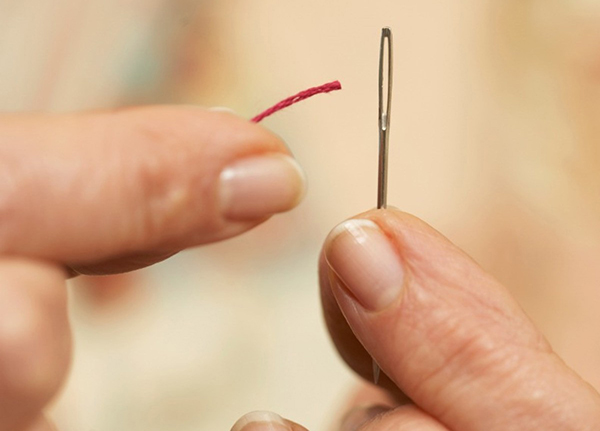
[372,360,381,385]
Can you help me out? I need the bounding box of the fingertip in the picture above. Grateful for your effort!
[0,259,71,417]
[319,235,408,396]
[232,411,307,431]
[339,405,391,431]
[355,405,449,431]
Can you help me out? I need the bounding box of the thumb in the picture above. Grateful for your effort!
[320,208,600,431]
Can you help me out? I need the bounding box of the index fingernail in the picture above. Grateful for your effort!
[219,154,306,221]
[325,219,404,312]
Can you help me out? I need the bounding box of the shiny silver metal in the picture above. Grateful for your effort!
[373,27,393,385]
[377,27,393,210]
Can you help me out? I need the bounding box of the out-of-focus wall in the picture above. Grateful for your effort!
[468,0,600,389]
[2,0,600,430]
[0,0,228,111]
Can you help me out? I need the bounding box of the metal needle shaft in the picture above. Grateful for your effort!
[377,27,393,209]
[373,27,393,385]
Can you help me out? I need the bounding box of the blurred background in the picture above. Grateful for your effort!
[1,0,600,430]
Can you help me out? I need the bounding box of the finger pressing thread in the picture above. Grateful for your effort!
[251,80,342,123]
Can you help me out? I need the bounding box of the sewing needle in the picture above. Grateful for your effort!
[377,27,393,210]
[373,26,393,385]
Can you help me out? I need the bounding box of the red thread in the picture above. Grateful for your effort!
[251,80,342,123]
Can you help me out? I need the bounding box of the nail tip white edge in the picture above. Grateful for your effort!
[328,219,380,241]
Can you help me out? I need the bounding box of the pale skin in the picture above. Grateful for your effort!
[0,106,304,430]
[237,209,600,431]
[1,107,600,430]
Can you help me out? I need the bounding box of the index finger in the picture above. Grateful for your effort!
[0,106,306,266]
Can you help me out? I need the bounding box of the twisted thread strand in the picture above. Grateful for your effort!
[251,80,342,123]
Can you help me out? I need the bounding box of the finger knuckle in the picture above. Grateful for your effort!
[132,151,195,245]
[413,306,550,398]
[103,109,202,249]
